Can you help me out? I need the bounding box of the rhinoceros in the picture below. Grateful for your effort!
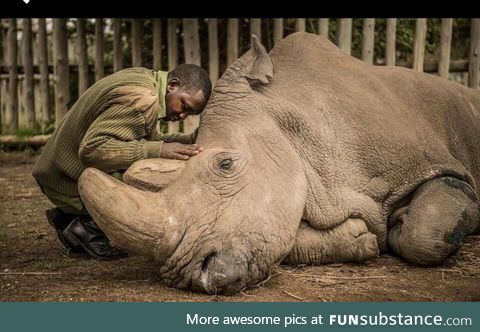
[78,32,480,294]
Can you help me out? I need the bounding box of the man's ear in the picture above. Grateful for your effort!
[167,78,179,93]
[242,35,274,86]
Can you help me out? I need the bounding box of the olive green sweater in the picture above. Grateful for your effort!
[32,67,194,197]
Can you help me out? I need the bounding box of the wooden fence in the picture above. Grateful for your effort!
[0,18,479,137]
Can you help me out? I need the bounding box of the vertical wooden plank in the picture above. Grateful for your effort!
[7,18,18,134]
[318,18,329,38]
[53,18,70,126]
[132,19,143,67]
[38,18,51,127]
[167,19,178,70]
[23,18,35,129]
[295,18,306,32]
[77,18,89,95]
[208,18,219,84]
[468,18,480,88]
[250,18,261,42]
[182,18,201,134]
[438,19,453,79]
[413,18,427,72]
[336,18,352,55]
[385,18,397,66]
[227,18,239,66]
[273,18,283,44]
[361,18,375,64]
[153,19,162,71]
[95,19,105,81]
[167,18,179,134]
[113,19,123,72]
[0,19,6,133]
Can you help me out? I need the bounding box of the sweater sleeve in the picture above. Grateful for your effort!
[79,104,164,173]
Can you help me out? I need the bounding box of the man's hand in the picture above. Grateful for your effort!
[161,142,204,160]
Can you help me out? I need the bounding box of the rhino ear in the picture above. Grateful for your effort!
[216,34,273,90]
[242,35,274,86]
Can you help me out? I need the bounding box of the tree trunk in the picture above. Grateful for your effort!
[438,19,453,79]
[23,18,35,129]
[468,18,480,88]
[53,18,70,126]
[250,19,261,43]
[77,18,89,95]
[208,18,219,84]
[273,18,283,44]
[413,18,427,72]
[385,18,397,66]
[182,19,201,134]
[227,18,239,66]
[95,19,105,81]
[361,18,375,64]
[113,19,123,72]
[295,18,306,32]
[318,18,329,38]
[336,18,352,55]
[7,18,18,134]
[37,18,51,128]
[132,19,143,67]
[153,19,162,70]
[167,19,179,133]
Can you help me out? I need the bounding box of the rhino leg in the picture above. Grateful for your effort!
[388,176,480,266]
[283,218,379,265]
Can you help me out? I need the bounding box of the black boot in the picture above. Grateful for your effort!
[45,208,86,254]
[62,217,128,260]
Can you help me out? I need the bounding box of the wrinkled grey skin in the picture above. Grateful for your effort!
[79,32,480,294]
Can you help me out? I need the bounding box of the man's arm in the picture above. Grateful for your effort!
[79,104,164,173]
[152,127,199,144]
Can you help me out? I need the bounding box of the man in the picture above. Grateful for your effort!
[32,64,212,260]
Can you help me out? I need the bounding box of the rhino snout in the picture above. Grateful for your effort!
[191,251,246,294]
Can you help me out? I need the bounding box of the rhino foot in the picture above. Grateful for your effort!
[283,218,379,265]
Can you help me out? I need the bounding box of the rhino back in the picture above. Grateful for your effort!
[267,32,480,212]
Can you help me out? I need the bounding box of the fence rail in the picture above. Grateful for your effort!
[0,18,479,136]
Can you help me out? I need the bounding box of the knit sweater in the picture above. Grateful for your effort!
[32,67,194,197]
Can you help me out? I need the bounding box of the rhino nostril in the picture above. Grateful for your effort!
[201,252,217,272]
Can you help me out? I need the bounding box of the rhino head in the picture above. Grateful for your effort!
[79,35,309,294]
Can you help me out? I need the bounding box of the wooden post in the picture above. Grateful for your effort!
[153,19,162,71]
[95,19,105,81]
[295,18,306,32]
[336,18,352,55]
[38,18,51,127]
[318,18,329,38]
[182,18,201,134]
[23,18,35,129]
[413,18,427,72]
[385,18,397,66]
[273,18,283,44]
[132,19,143,67]
[468,18,480,88]
[7,18,18,134]
[438,19,453,79]
[250,18,261,42]
[113,19,123,72]
[361,18,375,64]
[53,18,70,125]
[227,18,239,66]
[208,18,219,84]
[77,18,89,95]
[167,18,179,134]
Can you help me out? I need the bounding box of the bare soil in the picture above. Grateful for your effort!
[1,152,479,302]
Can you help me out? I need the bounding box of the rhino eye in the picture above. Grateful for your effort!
[219,158,233,171]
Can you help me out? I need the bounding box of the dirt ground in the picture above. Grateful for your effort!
[1,152,479,302]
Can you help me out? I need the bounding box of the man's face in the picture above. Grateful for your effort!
[164,82,206,122]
